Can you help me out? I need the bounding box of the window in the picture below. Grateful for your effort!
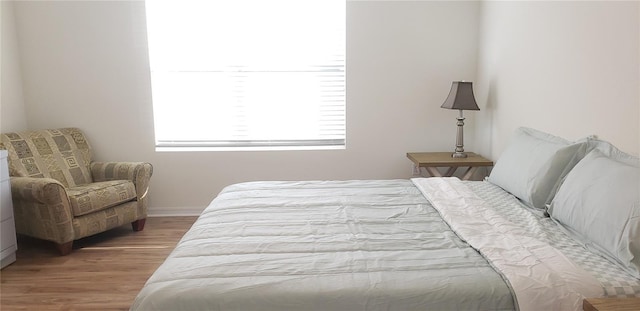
[145,0,345,151]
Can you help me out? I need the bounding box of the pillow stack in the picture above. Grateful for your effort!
[548,140,640,278]
[488,128,640,278]
[487,127,589,210]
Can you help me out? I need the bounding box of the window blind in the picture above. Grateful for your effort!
[145,0,346,150]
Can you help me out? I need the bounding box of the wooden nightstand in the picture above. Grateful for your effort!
[407,152,493,181]
[583,298,640,311]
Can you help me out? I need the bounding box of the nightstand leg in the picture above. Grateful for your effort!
[462,167,478,180]
[425,167,457,177]
[425,167,443,177]
[444,167,457,177]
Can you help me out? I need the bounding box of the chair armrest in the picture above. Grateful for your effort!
[11,176,69,205]
[90,162,153,199]
[10,177,75,244]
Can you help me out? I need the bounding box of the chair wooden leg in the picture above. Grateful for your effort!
[55,241,73,256]
[132,218,146,232]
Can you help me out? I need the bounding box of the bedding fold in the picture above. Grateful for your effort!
[412,177,604,311]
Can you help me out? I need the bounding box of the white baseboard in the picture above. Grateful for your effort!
[148,206,204,217]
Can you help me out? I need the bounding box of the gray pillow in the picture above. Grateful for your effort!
[487,127,588,209]
[549,145,640,277]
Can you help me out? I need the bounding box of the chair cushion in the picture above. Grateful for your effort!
[67,180,136,216]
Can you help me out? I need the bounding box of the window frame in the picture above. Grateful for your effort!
[144,0,346,152]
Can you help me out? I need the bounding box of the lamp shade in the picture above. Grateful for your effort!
[440,81,480,111]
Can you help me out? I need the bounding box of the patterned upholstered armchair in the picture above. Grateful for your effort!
[0,128,152,255]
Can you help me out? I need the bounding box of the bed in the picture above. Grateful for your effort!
[131,128,640,311]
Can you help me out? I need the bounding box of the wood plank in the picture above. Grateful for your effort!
[0,216,197,311]
[406,152,493,167]
[583,298,640,311]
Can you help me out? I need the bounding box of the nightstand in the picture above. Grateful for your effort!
[407,152,493,181]
[583,298,640,311]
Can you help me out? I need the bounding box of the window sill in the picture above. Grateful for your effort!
[155,145,346,152]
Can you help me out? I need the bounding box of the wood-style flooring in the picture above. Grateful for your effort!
[0,216,198,311]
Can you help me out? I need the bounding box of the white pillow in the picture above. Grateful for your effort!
[549,146,640,277]
[487,127,588,209]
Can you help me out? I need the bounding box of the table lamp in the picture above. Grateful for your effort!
[440,81,479,158]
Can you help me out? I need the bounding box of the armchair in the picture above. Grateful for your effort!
[0,128,152,255]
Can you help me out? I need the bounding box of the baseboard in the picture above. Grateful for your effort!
[148,206,204,217]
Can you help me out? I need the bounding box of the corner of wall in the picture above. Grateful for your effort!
[1,1,28,132]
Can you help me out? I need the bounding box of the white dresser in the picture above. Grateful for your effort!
[1,150,17,268]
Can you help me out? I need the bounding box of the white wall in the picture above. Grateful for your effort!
[9,1,480,214]
[475,1,640,158]
[7,1,638,214]
[1,1,28,132]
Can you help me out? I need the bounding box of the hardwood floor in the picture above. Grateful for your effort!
[0,216,197,311]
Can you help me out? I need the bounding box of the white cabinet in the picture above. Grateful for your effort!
[1,150,17,268]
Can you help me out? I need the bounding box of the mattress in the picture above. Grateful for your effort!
[131,179,640,310]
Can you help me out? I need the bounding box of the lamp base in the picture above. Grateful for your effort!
[452,152,468,158]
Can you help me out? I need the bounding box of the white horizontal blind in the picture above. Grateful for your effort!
[145,0,345,149]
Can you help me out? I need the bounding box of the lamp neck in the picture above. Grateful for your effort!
[453,109,467,158]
